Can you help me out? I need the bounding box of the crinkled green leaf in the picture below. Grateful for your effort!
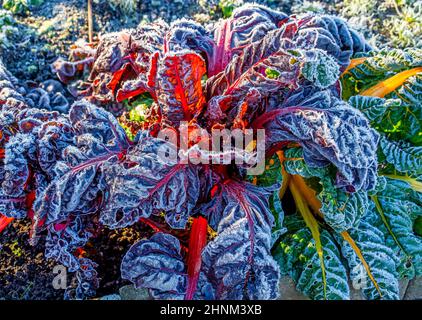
[340,208,400,300]
[342,48,422,100]
[248,154,286,245]
[274,216,350,300]
[301,49,340,89]
[318,176,369,233]
[348,95,395,121]
[349,95,421,145]
[284,148,369,232]
[373,177,422,278]
[283,147,327,179]
[388,73,422,106]
[380,136,422,175]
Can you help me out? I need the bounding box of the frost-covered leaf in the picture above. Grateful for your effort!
[100,135,201,229]
[121,233,187,300]
[122,179,282,301]
[373,177,422,278]
[208,3,288,76]
[2,133,34,198]
[55,21,168,104]
[0,105,73,220]
[205,17,356,129]
[45,216,98,300]
[284,148,369,232]
[379,136,422,175]
[33,100,129,224]
[349,95,421,145]
[318,177,369,232]
[340,209,400,300]
[282,14,371,69]
[342,48,422,100]
[157,51,206,126]
[205,33,303,127]
[200,181,280,300]
[255,88,379,192]
[274,217,350,300]
[301,49,340,88]
[164,19,215,79]
[389,73,422,107]
[283,147,327,178]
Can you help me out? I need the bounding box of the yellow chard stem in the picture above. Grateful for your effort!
[276,151,290,199]
[372,195,406,254]
[289,178,327,299]
[291,175,323,217]
[289,175,382,298]
[340,231,382,297]
[341,57,369,76]
[251,177,258,185]
[360,67,422,98]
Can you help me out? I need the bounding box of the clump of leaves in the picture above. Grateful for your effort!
[1,4,420,301]
[218,0,244,18]
[0,9,18,48]
[95,0,138,15]
[384,1,422,48]
[2,0,43,15]
[291,0,327,14]
[339,0,422,49]
[119,93,155,140]
[270,48,421,300]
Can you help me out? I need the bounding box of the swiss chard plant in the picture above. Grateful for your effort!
[0,4,420,300]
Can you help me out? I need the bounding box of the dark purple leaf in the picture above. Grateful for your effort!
[253,88,379,191]
[121,232,187,300]
[199,180,280,299]
[100,135,201,229]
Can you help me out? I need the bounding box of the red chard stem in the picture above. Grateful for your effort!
[186,216,208,300]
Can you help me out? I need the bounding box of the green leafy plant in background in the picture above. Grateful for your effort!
[218,0,244,18]
[385,1,421,48]
[291,0,326,14]
[198,0,244,19]
[339,0,422,49]
[2,0,43,15]
[92,0,139,15]
[118,93,155,141]
[0,9,17,48]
